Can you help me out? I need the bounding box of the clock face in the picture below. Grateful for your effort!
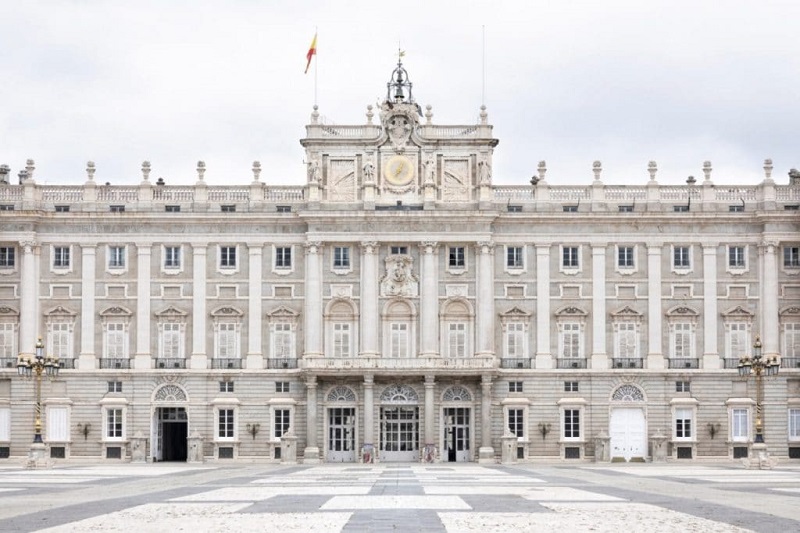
[384,155,414,186]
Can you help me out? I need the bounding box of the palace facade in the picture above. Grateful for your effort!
[1,62,799,464]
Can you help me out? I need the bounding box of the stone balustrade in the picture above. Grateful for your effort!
[300,356,497,373]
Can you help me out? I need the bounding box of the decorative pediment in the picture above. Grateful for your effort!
[325,298,357,317]
[267,306,299,321]
[780,306,800,317]
[45,305,76,320]
[555,305,588,317]
[210,306,244,318]
[0,306,19,317]
[155,306,187,319]
[666,305,698,317]
[500,306,532,319]
[100,305,132,317]
[611,305,642,319]
[721,305,754,319]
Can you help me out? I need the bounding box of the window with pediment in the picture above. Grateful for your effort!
[0,306,19,360]
[781,307,800,360]
[267,306,299,360]
[325,299,357,358]
[440,298,473,358]
[666,306,698,359]
[555,306,587,360]
[611,306,642,359]
[211,306,243,360]
[155,306,187,360]
[721,306,754,359]
[500,307,531,359]
[45,306,76,360]
[100,306,132,359]
[383,299,415,358]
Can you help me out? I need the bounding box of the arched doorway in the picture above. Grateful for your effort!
[609,384,647,462]
[151,383,189,462]
[441,385,473,462]
[325,385,358,462]
[379,384,419,462]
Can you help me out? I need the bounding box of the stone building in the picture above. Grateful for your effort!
[0,61,799,464]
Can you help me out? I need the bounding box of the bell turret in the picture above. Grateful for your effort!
[387,58,414,104]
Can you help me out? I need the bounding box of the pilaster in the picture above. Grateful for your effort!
[78,244,97,369]
[647,243,664,369]
[360,241,379,357]
[190,245,208,369]
[304,242,323,357]
[475,242,495,358]
[702,244,720,369]
[134,244,152,370]
[478,374,495,463]
[303,375,320,463]
[246,245,264,369]
[591,244,608,369]
[419,242,440,357]
[535,244,552,369]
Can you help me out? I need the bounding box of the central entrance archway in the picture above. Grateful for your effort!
[379,384,420,462]
[151,383,189,462]
[325,385,358,463]
[609,384,647,462]
[441,385,473,462]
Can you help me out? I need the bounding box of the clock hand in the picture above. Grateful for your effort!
[395,165,403,176]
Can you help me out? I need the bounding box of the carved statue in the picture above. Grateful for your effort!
[363,159,375,183]
[308,158,321,184]
[478,157,492,185]
[424,157,436,185]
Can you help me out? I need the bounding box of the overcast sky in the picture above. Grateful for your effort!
[1,0,798,187]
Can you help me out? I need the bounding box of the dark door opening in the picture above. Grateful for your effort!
[156,407,188,462]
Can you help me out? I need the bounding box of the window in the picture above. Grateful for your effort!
[271,323,294,359]
[505,322,525,358]
[273,408,291,439]
[219,381,234,393]
[218,409,235,439]
[110,205,125,213]
[216,323,239,359]
[107,381,122,393]
[618,246,634,268]
[275,246,292,268]
[674,408,693,439]
[506,246,523,269]
[164,246,181,269]
[564,381,579,392]
[671,323,694,358]
[165,205,180,212]
[729,205,744,212]
[508,381,523,393]
[220,246,237,268]
[507,205,522,213]
[0,205,13,211]
[675,381,691,393]
[449,246,465,268]
[0,247,14,268]
[221,205,236,213]
[614,322,639,358]
[159,323,183,359]
[560,323,582,359]
[106,409,123,439]
[673,205,689,213]
[563,409,580,439]
[333,246,350,269]
[727,323,749,358]
[563,205,578,213]
[731,408,749,442]
[508,408,524,438]
[108,246,125,269]
[448,323,467,358]
[789,408,800,441]
[275,381,290,393]
[55,205,70,213]
[785,246,800,268]
[618,205,634,213]
[390,323,409,358]
[785,205,800,211]
[276,205,291,213]
[105,323,127,359]
[48,322,72,359]
[728,246,746,268]
[784,323,800,358]
[53,246,70,268]
[562,246,579,268]
[673,246,690,269]
[390,246,408,255]
[333,323,351,358]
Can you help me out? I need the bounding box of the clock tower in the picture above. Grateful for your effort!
[300,57,498,208]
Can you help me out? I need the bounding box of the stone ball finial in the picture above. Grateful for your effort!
[592,160,602,181]
[702,160,712,181]
[86,161,96,181]
[196,161,206,181]
[366,104,374,125]
[537,160,547,182]
[252,161,262,181]
[763,158,773,180]
[647,161,658,181]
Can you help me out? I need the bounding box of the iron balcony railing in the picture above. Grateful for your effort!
[155,358,186,369]
[267,358,298,369]
[212,358,242,369]
[99,358,130,369]
[557,358,588,369]
[500,358,532,369]
[668,358,699,369]
[612,358,643,369]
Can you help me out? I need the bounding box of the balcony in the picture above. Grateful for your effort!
[212,358,242,370]
[0,358,17,370]
[668,358,699,369]
[155,358,186,369]
[300,356,497,373]
[500,358,532,369]
[557,358,587,369]
[58,358,75,369]
[780,357,800,369]
[267,358,298,369]
[99,358,130,369]
[723,358,741,369]
[612,358,643,369]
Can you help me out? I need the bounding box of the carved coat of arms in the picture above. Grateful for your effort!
[380,255,419,297]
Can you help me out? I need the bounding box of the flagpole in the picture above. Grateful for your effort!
[314,27,318,107]
[481,25,486,106]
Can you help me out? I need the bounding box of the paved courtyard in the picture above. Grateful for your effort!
[0,461,798,532]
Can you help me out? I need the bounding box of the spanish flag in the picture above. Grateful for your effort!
[304,33,317,74]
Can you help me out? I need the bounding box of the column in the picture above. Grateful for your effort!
[591,244,608,369]
[78,244,96,369]
[478,374,495,462]
[475,242,495,358]
[304,242,323,357]
[18,240,38,355]
[535,244,552,369]
[702,244,720,369]
[134,244,152,369]
[419,242,439,357]
[246,244,263,369]
[424,375,435,448]
[363,374,374,448]
[647,244,664,369]
[303,375,320,463]
[761,240,780,357]
[190,245,207,369]
[360,241,379,357]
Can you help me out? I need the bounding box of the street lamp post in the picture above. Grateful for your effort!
[17,338,60,449]
[737,336,780,446]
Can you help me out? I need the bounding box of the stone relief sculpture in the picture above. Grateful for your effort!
[424,156,436,185]
[380,254,419,297]
[308,157,321,184]
[478,157,492,185]
[363,158,375,183]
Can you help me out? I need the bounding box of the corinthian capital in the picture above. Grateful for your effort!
[19,240,38,254]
